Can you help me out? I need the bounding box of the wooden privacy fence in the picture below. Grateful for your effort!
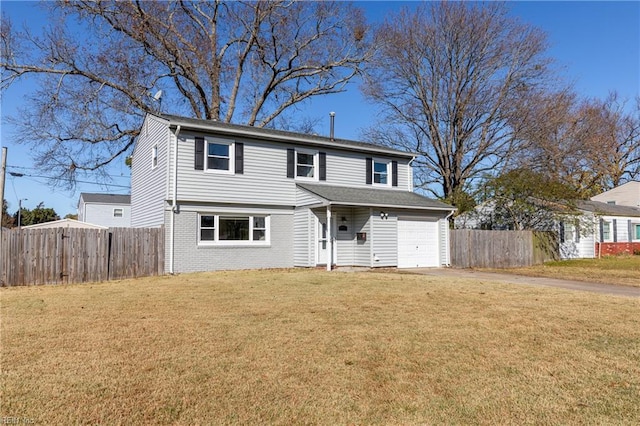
[450,230,558,268]
[1,227,164,286]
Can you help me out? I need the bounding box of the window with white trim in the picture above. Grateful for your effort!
[152,145,158,168]
[635,224,640,240]
[296,150,316,178]
[113,208,123,218]
[602,221,611,241]
[373,159,390,185]
[206,140,234,173]
[198,214,269,244]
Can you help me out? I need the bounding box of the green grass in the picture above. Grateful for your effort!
[492,255,640,287]
[2,269,640,424]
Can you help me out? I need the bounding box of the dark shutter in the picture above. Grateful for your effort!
[287,148,295,178]
[194,136,204,170]
[628,220,633,241]
[613,219,618,242]
[599,218,604,241]
[575,219,580,243]
[366,157,372,185]
[559,222,565,243]
[235,142,244,174]
[392,161,398,187]
[319,152,326,181]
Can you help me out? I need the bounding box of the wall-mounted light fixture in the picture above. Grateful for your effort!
[341,216,347,223]
[380,211,388,220]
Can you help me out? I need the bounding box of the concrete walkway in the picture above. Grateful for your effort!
[401,268,640,298]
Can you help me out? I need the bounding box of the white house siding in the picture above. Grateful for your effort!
[371,211,398,267]
[169,132,414,206]
[131,115,169,227]
[294,208,315,267]
[296,186,324,207]
[438,218,451,266]
[82,203,131,228]
[353,209,372,267]
[334,207,355,266]
[167,207,294,273]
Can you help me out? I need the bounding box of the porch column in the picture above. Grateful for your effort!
[326,205,332,271]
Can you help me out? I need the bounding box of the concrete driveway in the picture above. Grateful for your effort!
[402,268,640,298]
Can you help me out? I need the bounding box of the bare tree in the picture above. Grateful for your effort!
[362,1,554,203]
[1,1,370,186]
[514,91,640,197]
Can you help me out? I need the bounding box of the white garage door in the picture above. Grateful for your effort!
[397,219,440,268]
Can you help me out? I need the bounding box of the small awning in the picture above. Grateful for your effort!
[296,183,455,212]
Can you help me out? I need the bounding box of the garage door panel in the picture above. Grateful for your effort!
[398,219,439,268]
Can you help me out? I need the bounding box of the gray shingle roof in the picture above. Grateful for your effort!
[577,200,640,217]
[297,183,455,211]
[80,193,131,205]
[158,113,415,158]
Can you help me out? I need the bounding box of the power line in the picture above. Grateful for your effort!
[6,164,130,180]
[8,172,130,189]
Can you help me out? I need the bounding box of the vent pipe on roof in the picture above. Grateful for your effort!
[329,111,335,141]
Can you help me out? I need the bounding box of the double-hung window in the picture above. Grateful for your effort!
[296,151,316,178]
[602,221,611,241]
[635,224,640,240]
[113,208,123,218]
[373,160,389,185]
[207,140,233,172]
[199,214,269,245]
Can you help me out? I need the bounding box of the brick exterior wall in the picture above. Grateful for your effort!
[165,209,294,273]
[596,242,640,256]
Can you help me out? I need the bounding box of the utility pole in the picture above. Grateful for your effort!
[0,147,6,284]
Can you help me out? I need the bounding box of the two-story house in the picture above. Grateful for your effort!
[131,113,455,273]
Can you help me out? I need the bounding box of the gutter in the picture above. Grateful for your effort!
[169,125,181,274]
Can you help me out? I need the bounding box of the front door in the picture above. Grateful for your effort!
[317,219,328,265]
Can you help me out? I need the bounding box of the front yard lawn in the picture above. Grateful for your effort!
[491,255,640,287]
[2,269,639,424]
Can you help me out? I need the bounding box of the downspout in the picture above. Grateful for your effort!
[326,205,332,271]
[444,209,455,266]
[169,125,181,274]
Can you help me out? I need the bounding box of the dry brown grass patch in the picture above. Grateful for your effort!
[2,269,640,424]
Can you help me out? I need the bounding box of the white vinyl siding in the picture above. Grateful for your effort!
[131,115,169,227]
[81,203,131,227]
[353,209,372,266]
[170,133,414,206]
[371,211,397,267]
[294,208,315,266]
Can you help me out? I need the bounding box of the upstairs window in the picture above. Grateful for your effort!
[373,160,389,185]
[366,158,398,186]
[287,149,325,180]
[195,137,242,174]
[207,141,232,171]
[296,151,315,178]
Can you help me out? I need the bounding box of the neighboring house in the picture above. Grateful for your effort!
[21,219,108,230]
[131,113,455,273]
[78,193,131,228]
[456,198,640,259]
[590,181,640,208]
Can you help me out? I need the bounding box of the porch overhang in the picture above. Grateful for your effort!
[296,183,456,212]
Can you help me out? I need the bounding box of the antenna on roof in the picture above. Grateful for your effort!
[329,111,335,141]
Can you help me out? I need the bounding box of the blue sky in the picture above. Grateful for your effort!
[1,1,639,217]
